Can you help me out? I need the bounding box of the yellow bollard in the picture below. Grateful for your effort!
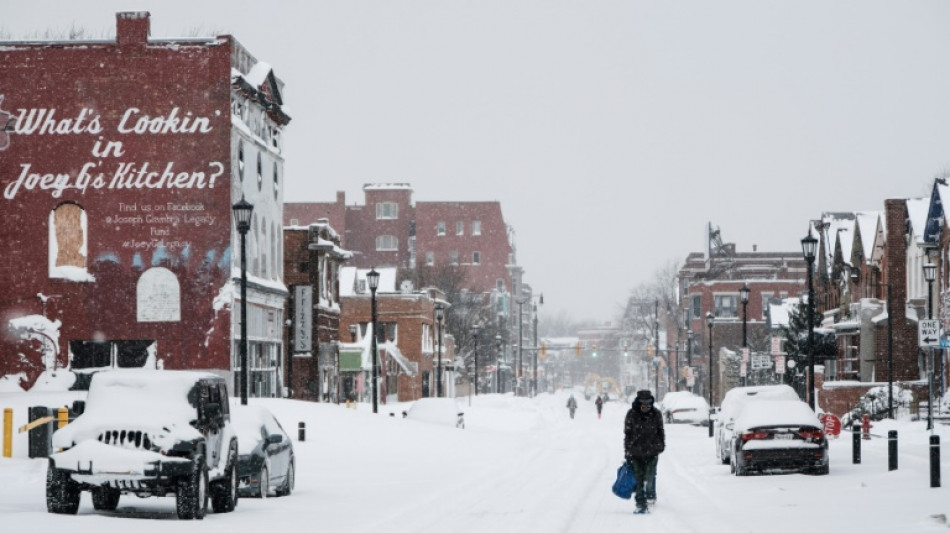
[345,400,350,409]
[3,408,12,458]
[58,407,68,429]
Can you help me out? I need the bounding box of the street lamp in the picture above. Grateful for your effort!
[231,196,253,406]
[472,324,481,397]
[367,268,380,414]
[435,303,445,398]
[533,294,543,397]
[495,334,502,393]
[706,311,715,437]
[740,283,750,386]
[801,229,818,411]
[686,330,694,392]
[924,262,936,430]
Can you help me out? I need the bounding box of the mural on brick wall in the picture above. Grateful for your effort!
[0,45,235,389]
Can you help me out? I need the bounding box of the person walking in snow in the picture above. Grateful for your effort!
[623,390,665,514]
[567,394,577,419]
[595,394,604,419]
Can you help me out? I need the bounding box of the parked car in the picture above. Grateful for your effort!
[47,370,238,519]
[730,399,829,476]
[232,404,294,498]
[404,398,466,428]
[714,384,799,464]
[660,391,710,425]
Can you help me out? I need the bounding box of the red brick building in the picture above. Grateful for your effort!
[285,184,514,295]
[338,267,454,403]
[0,12,290,393]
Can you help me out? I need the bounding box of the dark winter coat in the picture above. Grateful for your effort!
[623,398,666,460]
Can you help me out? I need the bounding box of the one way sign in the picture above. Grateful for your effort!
[919,319,941,347]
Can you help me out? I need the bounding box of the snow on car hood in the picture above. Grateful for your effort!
[52,370,210,449]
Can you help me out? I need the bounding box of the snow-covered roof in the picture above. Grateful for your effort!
[855,211,881,263]
[907,197,929,245]
[339,266,398,296]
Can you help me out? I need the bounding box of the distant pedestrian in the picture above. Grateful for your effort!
[567,394,577,419]
[624,390,665,514]
[595,395,604,419]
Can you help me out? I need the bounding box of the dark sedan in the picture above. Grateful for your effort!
[730,400,829,476]
[232,404,295,498]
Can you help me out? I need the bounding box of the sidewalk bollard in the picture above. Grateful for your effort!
[888,430,898,471]
[2,408,11,458]
[930,434,940,488]
[852,423,861,464]
[298,422,305,442]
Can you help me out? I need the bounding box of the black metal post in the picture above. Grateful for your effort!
[533,302,539,397]
[707,312,714,438]
[517,299,524,396]
[473,327,480,396]
[852,423,861,464]
[885,283,894,419]
[370,283,379,414]
[806,257,816,411]
[931,434,941,488]
[927,272,935,431]
[495,335,502,394]
[239,227,249,406]
[888,430,898,471]
[436,307,443,398]
[298,422,306,442]
[686,331,693,393]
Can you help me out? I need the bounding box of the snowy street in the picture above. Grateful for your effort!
[4,389,950,532]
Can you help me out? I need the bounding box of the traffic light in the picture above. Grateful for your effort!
[623,342,629,357]
[592,343,598,358]
[575,342,582,356]
[539,342,547,360]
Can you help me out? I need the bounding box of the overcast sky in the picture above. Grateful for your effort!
[5,1,950,324]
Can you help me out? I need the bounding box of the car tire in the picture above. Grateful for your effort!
[729,458,736,475]
[211,442,238,513]
[276,459,294,497]
[46,464,80,515]
[258,466,269,499]
[91,486,120,511]
[812,465,830,476]
[176,456,209,520]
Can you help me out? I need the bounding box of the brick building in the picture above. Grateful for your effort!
[339,267,454,403]
[283,221,351,401]
[0,12,290,394]
[677,225,808,404]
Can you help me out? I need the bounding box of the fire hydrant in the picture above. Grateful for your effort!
[861,414,872,440]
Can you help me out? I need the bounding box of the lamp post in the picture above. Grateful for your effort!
[435,303,445,398]
[686,330,694,393]
[367,268,380,414]
[924,262,937,431]
[232,196,253,405]
[706,311,714,437]
[532,294,543,397]
[472,324,480,397]
[516,298,525,396]
[495,334,502,394]
[740,283,750,386]
[801,230,818,411]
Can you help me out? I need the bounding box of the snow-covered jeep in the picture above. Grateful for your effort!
[46,370,239,519]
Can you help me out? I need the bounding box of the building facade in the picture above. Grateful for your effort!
[0,12,290,393]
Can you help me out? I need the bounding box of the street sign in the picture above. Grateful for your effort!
[770,336,783,355]
[741,347,750,362]
[774,355,786,375]
[941,337,950,350]
[820,413,842,437]
[919,319,940,347]
[751,354,771,370]
[739,361,747,377]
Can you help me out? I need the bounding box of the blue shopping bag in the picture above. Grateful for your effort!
[611,462,637,499]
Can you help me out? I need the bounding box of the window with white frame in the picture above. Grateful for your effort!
[437,221,446,236]
[425,251,435,266]
[376,202,398,220]
[456,221,464,235]
[472,220,482,236]
[691,295,701,319]
[472,251,481,265]
[376,235,398,251]
[761,293,773,320]
[449,250,459,265]
[714,294,738,318]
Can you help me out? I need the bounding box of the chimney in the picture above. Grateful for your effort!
[116,12,150,47]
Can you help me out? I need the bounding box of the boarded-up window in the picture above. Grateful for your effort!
[52,203,85,269]
[137,267,181,322]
